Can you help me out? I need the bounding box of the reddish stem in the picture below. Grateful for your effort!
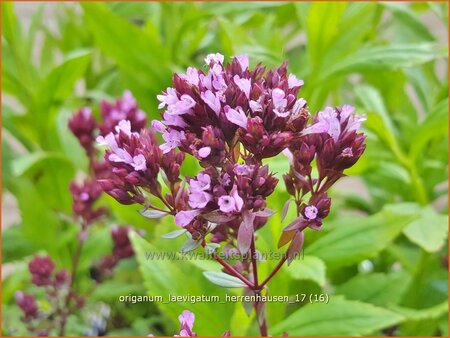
[202,242,254,289]
[259,254,288,289]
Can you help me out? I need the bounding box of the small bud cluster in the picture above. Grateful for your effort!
[15,256,84,335]
[68,91,148,226]
[90,226,139,283]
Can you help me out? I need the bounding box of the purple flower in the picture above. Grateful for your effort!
[175,210,201,227]
[189,191,212,209]
[272,88,288,117]
[190,173,211,192]
[288,74,304,89]
[304,205,318,220]
[225,106,248,129]
[218,186,244,213]
[302,107,341,141]
[233,164,252,176]
[179,67,200,86]
[205,53,224,65]
[98,91,147,136]
[160,130,186,153]
[233,75,251,98]
[235,54,249,71]
[157,87,179,109]
[201,90,221,114]
[198,147,211,158]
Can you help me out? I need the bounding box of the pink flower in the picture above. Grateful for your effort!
[162,113,188,128]
[151,120,166,133]
[302,107,341,142]
[304,205,318,220]
[169,95,196,115]
[189,172,211,192]
[272,88,288,117]
[157,87,178,109]
[234,75,251,98]
[175,210,201,227]
[288,74,304,89]
[218,186,244,213]
[225,106,248,129]
[160,130,186,153]
[201,90,221,114]
[179,67,199,86]
[131,154,147,171]
[189,191,212,209]
[198,146,211,158]
[205,53,224,65]
[235,55,249,71]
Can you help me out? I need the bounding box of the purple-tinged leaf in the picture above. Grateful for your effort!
[203,210,237,223]
[254,208,276,217]
[203,271,247,288]
[255,298,267,326]
[237,210,255,254]
[139,208,168,219]
[242,288,254,316]
[287,231,305,265]
[281,199,293,222]
[278,230,296,248]
[283,217,308,232]
[161,229,187,239]
[174,181,186,205]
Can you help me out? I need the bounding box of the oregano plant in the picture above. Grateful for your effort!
[95,53,366,336]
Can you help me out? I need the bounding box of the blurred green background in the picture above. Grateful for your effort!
[2,1,449,336]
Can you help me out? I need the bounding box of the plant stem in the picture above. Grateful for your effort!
[59,231,85,336]
[201,242,254,289]
[250,235,259,288]
[250,236,268,336]
[259,255,288,289]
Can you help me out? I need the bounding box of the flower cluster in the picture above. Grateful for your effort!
[97,120,184,208]
[15,256,84,335]
[69,91,147,157]
[153,54,308,163]
[149,310,230,337]
[70,179,106,226]
[97,53,366,336]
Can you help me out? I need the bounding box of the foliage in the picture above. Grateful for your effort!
[2,2,448,336]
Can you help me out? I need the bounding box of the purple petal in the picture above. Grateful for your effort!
[198,146,211,158]
[175,210,201,227]
[225,107,248,129]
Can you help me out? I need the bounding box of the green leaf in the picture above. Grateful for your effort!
[389,300,448,321]
[37,50,91,122]
[307,204,420,268]
[335,272,411,306]
[403,206,448,252]
[203,271,248,288]
[410,98,449,161]
[2,225,38,263]
[129,232,235,333]
[139,209,169,219]
[90,280,145,301]
[81,2,171,110]
[306,2,347,68]
[286,255,326,286]
[161,229,187,239]
[12,179,60,252]
[320,43,447,81]
[271,296,404,335]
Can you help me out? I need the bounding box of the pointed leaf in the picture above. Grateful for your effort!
[161,229,187,239]
[203,271,248,288]
[139,208,168,219]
